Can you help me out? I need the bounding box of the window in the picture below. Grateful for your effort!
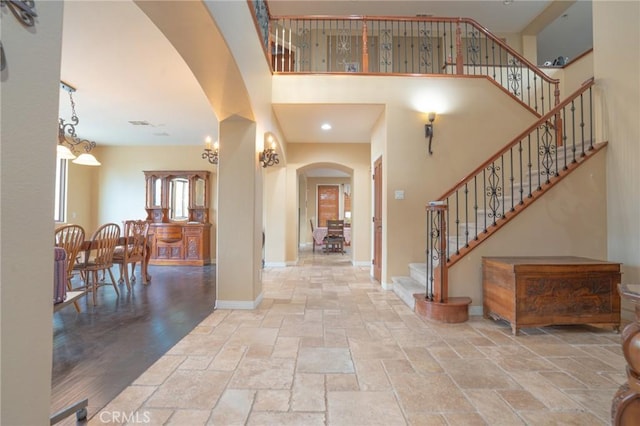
[54,158,68,222]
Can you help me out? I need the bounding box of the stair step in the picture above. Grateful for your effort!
[391,276,424,310]
[409,263,427,284]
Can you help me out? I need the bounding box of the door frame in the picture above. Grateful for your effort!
[373,156,382,282]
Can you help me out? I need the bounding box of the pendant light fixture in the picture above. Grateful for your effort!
[58,81,101,166]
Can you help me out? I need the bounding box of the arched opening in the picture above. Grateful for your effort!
[298,163,354,261]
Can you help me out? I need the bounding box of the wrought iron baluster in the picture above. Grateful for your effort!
[448,22,454,70]
[533,74,539,114]
[507,57,522,100]
[539,120,556,183]
[569,99,578,158]
[410,21,416,73]
[467,27,480,72]
[536,127,542,190]
[509,147,515,212]
[588,86,594,150]
[483,169,487,233]
[527,135,533,198]
[518,141,524,204]
[419,25,433,73]
[559,106,568,165]
[501,155,505,218]
[491,39,497,80]
[454,190,460,254]
[473,176,479,240]
[435,21,442,73]
[484,31,489,77]
[580,92,586,156]
[526,68,532,112]
[403,20,408,73]
[554,115,560,177]
[486,162,503,226]
[464,183,469,247]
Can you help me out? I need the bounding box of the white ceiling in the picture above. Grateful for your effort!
[59,0,566,150]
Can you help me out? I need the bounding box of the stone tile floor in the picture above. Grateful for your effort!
[92,248,626,425]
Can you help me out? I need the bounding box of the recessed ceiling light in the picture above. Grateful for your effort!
[321,123,332,130]
[128,120,150,126]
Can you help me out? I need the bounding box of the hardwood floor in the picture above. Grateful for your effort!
[51,264,216,423]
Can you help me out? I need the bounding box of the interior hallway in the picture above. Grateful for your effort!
[79,246,627,425]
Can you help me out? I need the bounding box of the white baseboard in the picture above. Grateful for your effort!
[469,305,483,316]
[352,261,371,267]
[264,262,287,267]
[215,292,263,310]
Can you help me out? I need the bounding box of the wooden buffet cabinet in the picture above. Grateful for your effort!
[144,170,211,266]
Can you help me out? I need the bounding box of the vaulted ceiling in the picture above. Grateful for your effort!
[60,1,586,150]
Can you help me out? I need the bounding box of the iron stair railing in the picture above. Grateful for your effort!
[425,78,605,298]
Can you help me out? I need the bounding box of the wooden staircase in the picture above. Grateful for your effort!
[393,78,604,322]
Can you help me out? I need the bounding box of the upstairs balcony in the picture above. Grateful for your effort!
[249,4,560,115]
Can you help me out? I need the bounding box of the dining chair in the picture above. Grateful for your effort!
[112,220,149,289]
[73,223,121,306]
[325,219,345,254]
[309,219,324,253]
[54,224,86,312]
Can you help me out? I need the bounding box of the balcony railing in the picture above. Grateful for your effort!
[253,12,560,114]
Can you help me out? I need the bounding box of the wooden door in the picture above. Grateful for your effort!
[317,185,339,227]
[373,157,382,282]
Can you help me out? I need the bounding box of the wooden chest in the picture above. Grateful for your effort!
[482,256,621,335]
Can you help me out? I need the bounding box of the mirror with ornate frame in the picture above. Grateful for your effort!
[144,171,210,223]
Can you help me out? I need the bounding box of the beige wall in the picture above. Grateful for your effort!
[264,167,288,265]
[274,75,539,285]
[67,145,218,261]
[66,159,99,234]
[594,1,640,319]
[1,2,64,423]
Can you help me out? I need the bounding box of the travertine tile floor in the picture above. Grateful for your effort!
[93,248,627,425]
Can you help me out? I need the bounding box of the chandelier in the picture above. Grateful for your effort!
[58,81,101,166]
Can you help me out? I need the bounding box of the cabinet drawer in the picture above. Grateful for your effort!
[155,226,182,243]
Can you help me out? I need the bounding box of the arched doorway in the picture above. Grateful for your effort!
[298,164,353,258]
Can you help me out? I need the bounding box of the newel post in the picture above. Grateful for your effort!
[415,201,471,324]
[427,202,449,303]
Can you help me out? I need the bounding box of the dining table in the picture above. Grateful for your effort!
[312,226,351,246]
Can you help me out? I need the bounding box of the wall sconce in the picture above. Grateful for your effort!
[259,134,279,168]
[202,136,219,164]
[58,81,101,166]
[425,112,436,155]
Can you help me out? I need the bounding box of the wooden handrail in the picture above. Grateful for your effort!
[436,77,594,201]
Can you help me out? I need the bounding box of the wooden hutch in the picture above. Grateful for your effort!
[144,170,211,266]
